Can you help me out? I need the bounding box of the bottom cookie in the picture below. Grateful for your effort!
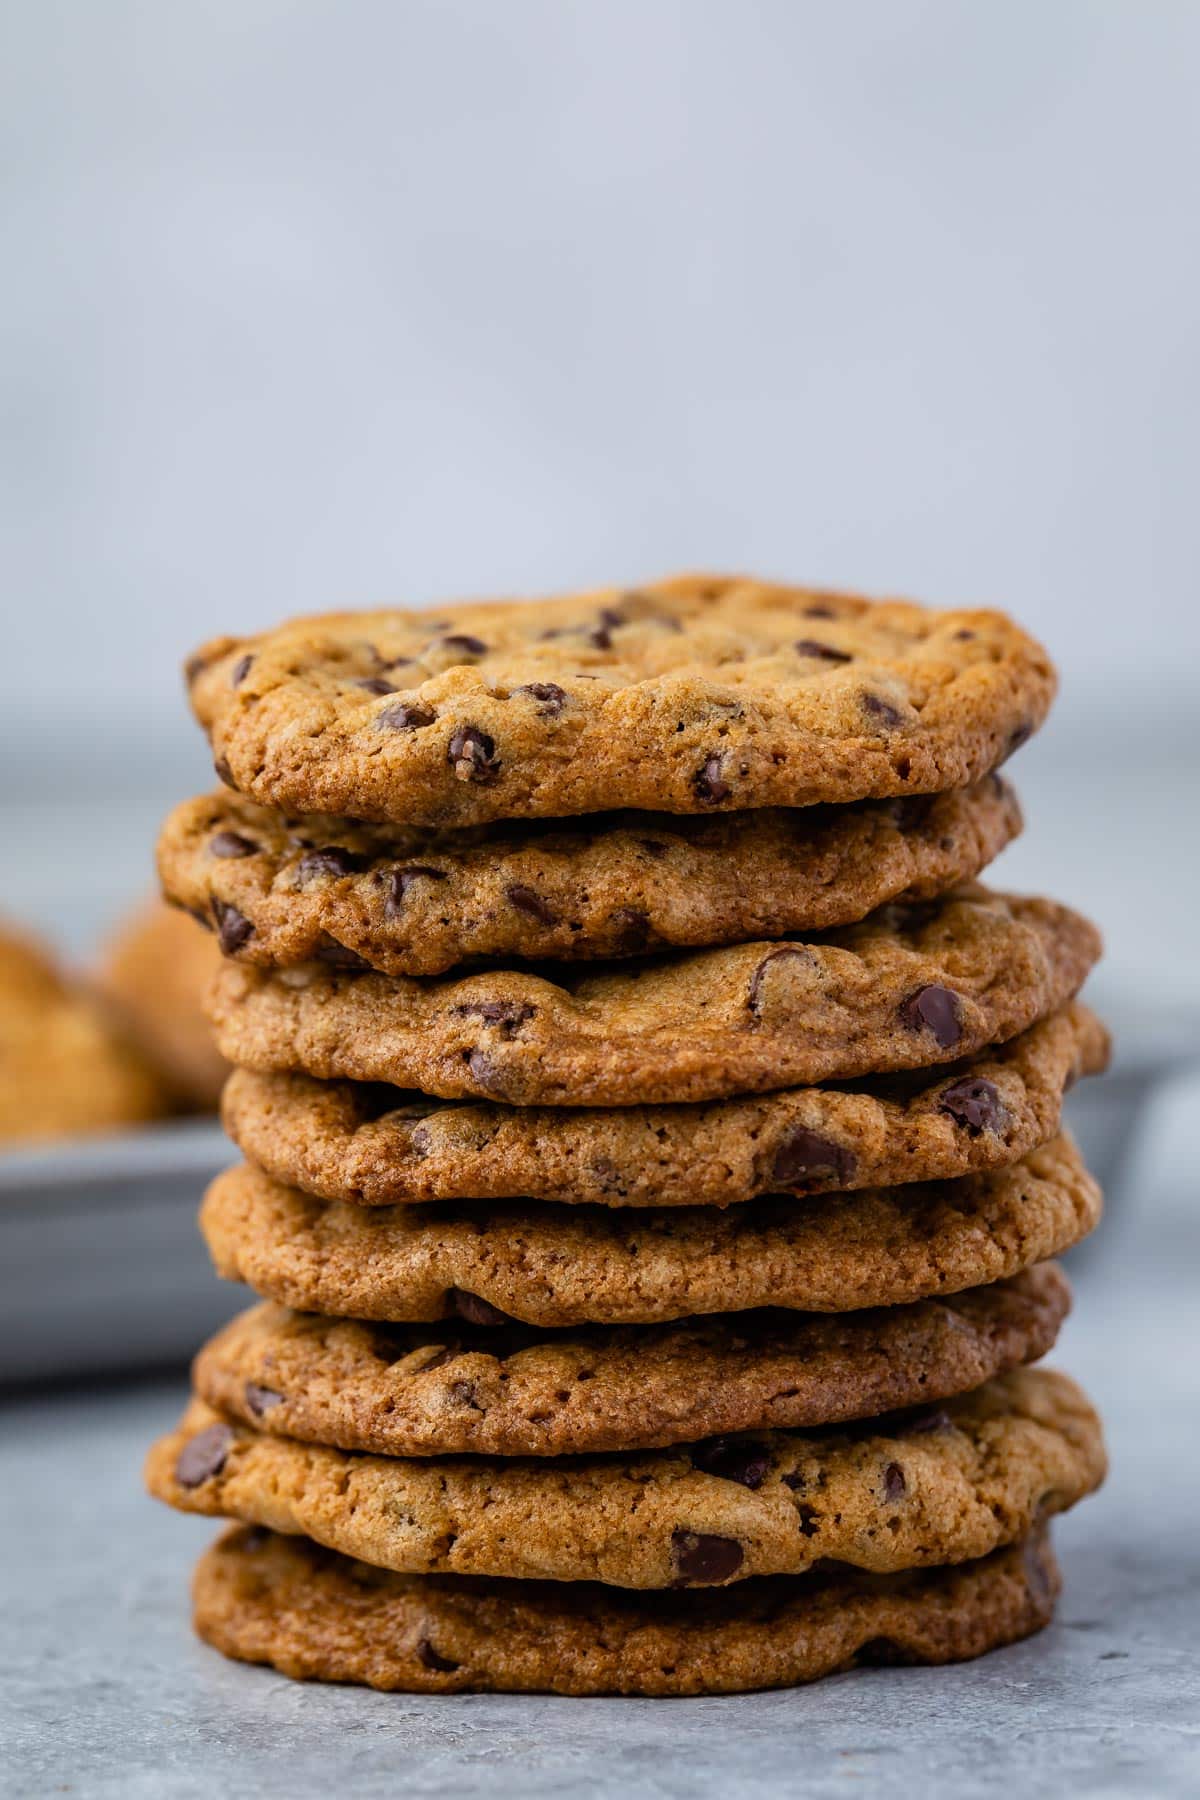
[193,1523,1061,1697]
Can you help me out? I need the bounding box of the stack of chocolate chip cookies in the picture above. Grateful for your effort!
[147,574,1108,1696]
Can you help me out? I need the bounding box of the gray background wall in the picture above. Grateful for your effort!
[1,0,1197,991]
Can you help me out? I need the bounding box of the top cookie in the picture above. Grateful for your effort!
[186,575,1056,827]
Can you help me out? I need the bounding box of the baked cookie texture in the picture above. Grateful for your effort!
[221,1003,1108,1209]
[158,777,1022,977]
[199,1136,1100,1326]
[206,887,1101,1106]
[99,899,227,1111]
[0,921,167,1145]
[186,576,1056,828]
[193,1523,1062,1696]
[191,1265,1069,1458]
[146,1368,1104,1587]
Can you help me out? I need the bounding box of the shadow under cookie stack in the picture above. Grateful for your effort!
[147,575,1108,1697]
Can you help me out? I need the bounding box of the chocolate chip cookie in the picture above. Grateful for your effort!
[192,1265,1069,1457]
[222,1003,1107,1209]
[146,1368,1104,1587]
[158,777,1022,976]
[207,887,1101,1106]
[0,921,167,1146]
[99,898,227,1112]
[193,1523,1062,1695]
[200,1136,1100,1326]
[186,575,1056,828]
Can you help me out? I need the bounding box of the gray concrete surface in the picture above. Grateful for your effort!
[2,1075,1198,1799]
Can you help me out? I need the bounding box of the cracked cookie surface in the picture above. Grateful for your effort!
[200,1136,1100,1326]
[222,1003,1108,1208]
[193,1523,1062,1695]
[192,1265,1069,1457]
[147,1368,1104,1587]
[186,575,1056,828]
[159,778,1021,976]
[207,887,1101,1106]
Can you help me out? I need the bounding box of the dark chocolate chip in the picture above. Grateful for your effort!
[882,1461,907,1502]
[512,681,566,716]
[447,1379,480,1409]
[795,639,852,663]
[587,625,613,650]
[938,1076,1004,1135]
[214,756,238,790]
[230,653,254,687]
[244,1382,283,1418]
[296,847,363,883]
[888,795,935,832]
[771,1127,858,1190]
[314,938,372,970]
[416,1638,460,1673]
[175,1423,233,1488]
[384,865,449,917]
[184,652,209,685]
[212,899,254,954]
[747,946,811,1017]
[693,754,731,804]
[438,634,488,657]
[999,721,1033,764]
[415,1345,460,1373]
[505,884,558,926]
[447,725,500,783]
[377,702,436,731]
[209,830,257,859]
[609,906,650,953]
[862,692,903,728]
[690,1439,770,1490]
[453,999,536,1037]
[794,1503,820,1538]
[670,1529,745,1585]
[803,603,837,619]
[898,984,963,1049]
[449,1288,514,1328]
[598,607,625,629]
[355,677,397,696]
[465,1048,507,1093]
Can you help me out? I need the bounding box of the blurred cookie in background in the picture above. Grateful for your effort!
[0,921,169,1147]
[100,900,228,1114]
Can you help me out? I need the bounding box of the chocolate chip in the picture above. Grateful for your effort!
[670,1530,744,1585]
[803,602,837,618]
[794,1503,820,1538]
[771,1127,858,1190]
[447,725,500,784]
[449,1288,514,1327]
[598,606,625,629]
[416,1638,460,1673]
[609,906,650,953]
[230,653,254,687]
[314,938,372,970]
[882,1461,907,1502]
[355,677,397,695]
[693,754,731,804]
[1022,1535,1053,1604]
[747,946,811,1017]
[795,639,852,663]
[512,681,566,716]
[447,1379,480,1409]
[377,702,436,731]
[999,721,1033,764]
[588,625,613,649]
[214,756,238,790]
[384,865,449,916]
[690,1439,770,1490]
[898,984,963,1049]
[212,900,253,954]
[505,884,558,926]
[209,830,257,859]
[175,1423,233,1488]
[465,1048,507,1093]
[296,847,363,883]
[415,1345,460,1373]
[439,634,488,657]
[184,652,209,685]
[862,692,902,728]
[938,1076,1004,1134]
[638,839,669,859]
[244,1382,283,1418]
[453,999,536,1037]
